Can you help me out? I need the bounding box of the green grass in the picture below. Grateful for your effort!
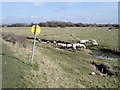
[20,42,119,88]
[2,40,30,88]
[2,27,119,50]
[1,27,119,88]
[2,39,119,88]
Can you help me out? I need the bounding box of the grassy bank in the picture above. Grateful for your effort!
[2,39,119,88]
[2,40,30,88]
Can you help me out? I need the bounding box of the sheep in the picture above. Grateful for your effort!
[80,40,87,44]
[72,43,86,50]
[38,38,41,41]
[57,43,62,46]
[38,39,41,42]
[76,43,86,49]
[90,72,96,75]
[92,39,97,42]
[92,42,99,46]
[66,44,72,48]
[47,40,51,43]
[80,40,90,44]
[89,39,97,43]
[60,43,67,48]
[57,43,67,48]
[53,41,57,44]
[89,39,99,46]
[79,44,86,48]
[72,44,77,50]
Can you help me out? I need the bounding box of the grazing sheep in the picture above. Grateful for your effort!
[66,44,72,48]
[80,40,90,44]
[90,39,97,43]
[92,40,98,46]
[38,39,41,42]
[60,43,67,48]
[76,43,86,49]
[90,72,96,75]
[79,44,86,48]
[89,39,99,46]
[92,42,99,46]
[47,40,51,43]
[53,41,57,44]
[80,40,87,44]
[72,43,86,50]
[57,43,62,46]
[57,43,67,48]
[72,44,77,50]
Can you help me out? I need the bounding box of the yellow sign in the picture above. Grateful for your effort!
[31,25,41,35]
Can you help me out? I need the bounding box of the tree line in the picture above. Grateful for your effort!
[1,21,120,28]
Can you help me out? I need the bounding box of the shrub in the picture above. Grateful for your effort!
[2,33,27,48]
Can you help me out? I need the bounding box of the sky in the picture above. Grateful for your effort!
[1,2,118,24]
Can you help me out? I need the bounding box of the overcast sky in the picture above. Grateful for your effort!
[1,2,118,24]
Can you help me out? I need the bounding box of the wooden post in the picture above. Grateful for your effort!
[30,23,38,64]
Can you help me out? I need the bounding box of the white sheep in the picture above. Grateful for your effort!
[60,43,67,48]
[72,44,77,50]
[38,39,41,42]
[57,43,62,46]
[66,44,72,48]
[72,43,86,50]
[89,39,97,43]
[92,39,97,42]
[79,44,86,48]
[76,43,86,49]
[90,72,96,75]
[38,39,41,41]
[80,40,90,44]
[80,40,86,44]
[92,42,99,46]
[53,41,57,44]
[57,43,67,48]
[47,41,51,43]
[90,39,99,46]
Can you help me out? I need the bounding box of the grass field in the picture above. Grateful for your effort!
[1,27,119,88]
[2,27,119,50]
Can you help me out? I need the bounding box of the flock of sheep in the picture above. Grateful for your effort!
[56,42,86,50]
[38,39,99,50]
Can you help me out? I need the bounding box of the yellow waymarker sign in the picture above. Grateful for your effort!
[31,25,41,35]
[30,23,41,64]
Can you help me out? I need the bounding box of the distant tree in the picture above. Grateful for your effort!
[10,23,29,27]
[30,22,35,27]
[93,23,97,27]
[60,23,66,28]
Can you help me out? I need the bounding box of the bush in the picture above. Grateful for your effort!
[2,33,27,48]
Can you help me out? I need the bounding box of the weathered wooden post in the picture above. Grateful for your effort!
[30,23,41,64]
